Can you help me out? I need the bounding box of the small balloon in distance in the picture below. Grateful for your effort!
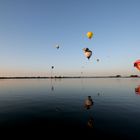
[55,44,59,49]
[87,32,93,39]
[96,59,99,62]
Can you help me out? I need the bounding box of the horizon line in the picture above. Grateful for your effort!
[0,75,139,79]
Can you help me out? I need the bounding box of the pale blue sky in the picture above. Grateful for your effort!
[0,0,140,76]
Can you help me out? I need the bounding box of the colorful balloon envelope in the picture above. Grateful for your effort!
[83,48,92,60]
[87,32,93,39]
[134,60,140,71]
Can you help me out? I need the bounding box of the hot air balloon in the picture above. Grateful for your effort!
[134,60,140,71]
[87,32,93,39]
[83,48,92,60]
[97,59,99,62]
[55,44,59,49]
[56,44,59,49]
[51,66,54,78]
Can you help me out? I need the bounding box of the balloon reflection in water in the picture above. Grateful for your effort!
[84,96,94,129]
[51,85,54,91]
[135,85,140,95]
[84,96,94,110]
[87,116,94,129]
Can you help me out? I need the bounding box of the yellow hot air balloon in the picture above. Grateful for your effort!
[87,32,93,39]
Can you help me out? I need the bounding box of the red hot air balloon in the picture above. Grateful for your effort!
[134,60,140,71]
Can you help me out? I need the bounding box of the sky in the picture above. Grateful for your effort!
[0,0,140,77]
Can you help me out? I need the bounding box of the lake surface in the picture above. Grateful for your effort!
[0,78,140,138]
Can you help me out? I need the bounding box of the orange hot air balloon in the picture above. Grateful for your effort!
[134,60,140,71]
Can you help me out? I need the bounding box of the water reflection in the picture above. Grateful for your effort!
[84,96,94,110]
[87,116,94,128]
[51,85,54,91]
[84,96,94,129]
[135,85,140,95]
[1,78,140,138]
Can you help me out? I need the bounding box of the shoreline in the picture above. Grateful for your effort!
[0,76,139,79]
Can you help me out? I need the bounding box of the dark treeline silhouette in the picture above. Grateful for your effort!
[0,75,139,79]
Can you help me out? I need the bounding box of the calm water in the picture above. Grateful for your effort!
[0,78,140,138]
